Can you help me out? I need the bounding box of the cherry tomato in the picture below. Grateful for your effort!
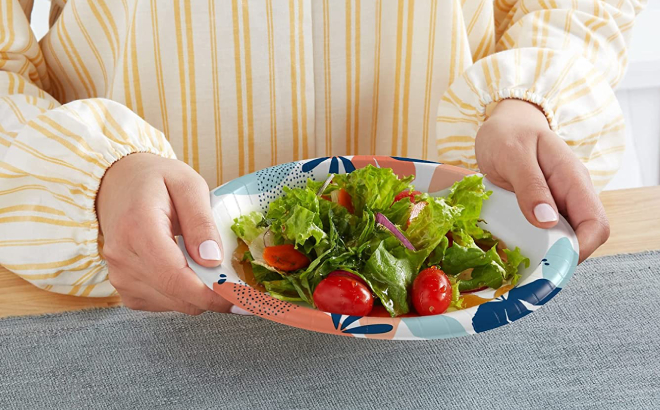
[313,270,374,316]
[337,188,354,214]
[394,190,422,203]
[263,244,310,272]
[412,266,452,316]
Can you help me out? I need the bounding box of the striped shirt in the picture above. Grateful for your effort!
[0,0,646,296]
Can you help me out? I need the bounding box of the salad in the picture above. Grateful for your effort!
[231,165,529,317]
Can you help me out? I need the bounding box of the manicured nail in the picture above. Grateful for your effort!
[534,203,558,223]
[230,305,253,316]
[199,240,222,261]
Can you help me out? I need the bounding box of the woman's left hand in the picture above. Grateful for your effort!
[475,99,610,263]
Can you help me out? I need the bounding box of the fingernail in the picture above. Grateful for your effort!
[534,203,558,223]
[199,240,222,261]
[230,305,253,316]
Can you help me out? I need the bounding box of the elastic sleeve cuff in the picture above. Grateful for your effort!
[0,98,175,296]
[435,48,625,190]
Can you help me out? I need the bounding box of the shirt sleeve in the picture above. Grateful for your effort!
[0,0,175,297]
[436,0,646,191]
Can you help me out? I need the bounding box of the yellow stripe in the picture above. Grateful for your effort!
[0,184,89,211]
[446,89,478,112]
[579,145,625,162]
[298,0,310,159]
[58,11,96,97]
[466,0,486,35]
[540,10,551,49]
[71,0,108,90]
[11,139,97,179]
[209,0,223,184]
[121,6,134,112]
[352,0,361,155]
[231,0,246,172]
[436,116,479,126]
[46,22,80,101]
[1,0,15,52]
[73,264,105,286]
[390,0,405,156]
[266,0,278,165]
[559,95,615,128]
[80,283,98,297]
[422,0,437,159]
[0,166,96,198]
[17,260,97,280]
[150,0,170,140]
[241,0,255,172]
[98,0,121,62]
[0,204,66,217]
[184,1,200,171]
[448,3,458,84]
[481,59,493,95]
[437,135,477,145]
[400,0,415,157]
[0,216,94,238]
[288,0,300,160]
[80,101,136,151]
[472,18,494,61]
[565,123,625,147]
[369,0,382,155]
[545,54,579,99]
[558,73,606,107]
[130,7,145,118]
[589,169,619,176]
[68,285,82,296]
[1,96,28,124]
[29,120,108,169]
[437,145,474,156]
[0,238,95,247]
[345,0,352,155]
[443,159,478,169]
[323,0,332,155]
[173,0,190,165]
[88,1,117,63]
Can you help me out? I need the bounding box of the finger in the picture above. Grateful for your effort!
[538,132,610,262]
[121,282,206,315]
[574,218,610,263]
[499,140,559,229]
[165,169,223,268]
[135,228,233,313]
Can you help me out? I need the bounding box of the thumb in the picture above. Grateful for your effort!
[503,156,559,229]
[166,171,223,268]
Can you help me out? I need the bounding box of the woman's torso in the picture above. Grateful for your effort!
[41,0,497,186]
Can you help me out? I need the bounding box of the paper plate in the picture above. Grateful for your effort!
[181,156,578,340]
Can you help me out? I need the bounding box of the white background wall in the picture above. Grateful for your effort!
[28,1,660,190]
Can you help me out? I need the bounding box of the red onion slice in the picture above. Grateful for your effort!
[375,212,416,251]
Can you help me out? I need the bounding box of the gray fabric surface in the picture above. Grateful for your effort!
[1,252,659,410]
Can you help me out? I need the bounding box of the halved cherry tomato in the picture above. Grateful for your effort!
[337,188,354,214]
[263,244,310,272]
[412,266,452,316]
[394,190,422,203]
[313,270,374,316]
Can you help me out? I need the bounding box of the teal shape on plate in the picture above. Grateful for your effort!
[541,237,578,289]
[403,315,468,339]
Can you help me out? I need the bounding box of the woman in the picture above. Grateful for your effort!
[0,0,644,314]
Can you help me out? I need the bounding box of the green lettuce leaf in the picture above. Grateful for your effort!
[332,165,413,216]
[252,263,282,283]
[405,198,458,251]
[447,174,493,245]
[457,262,505,292]
[503,247,530,285]
[266,186,328,254]
[361,241,428,317]
[382,198,413,227]
[263,279,304,302]
[231,212,267,244]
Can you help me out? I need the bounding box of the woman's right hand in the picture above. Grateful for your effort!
[96,153,232,315]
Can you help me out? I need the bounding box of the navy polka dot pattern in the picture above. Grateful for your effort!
[230,283,299,317]
[256,161,310,213]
